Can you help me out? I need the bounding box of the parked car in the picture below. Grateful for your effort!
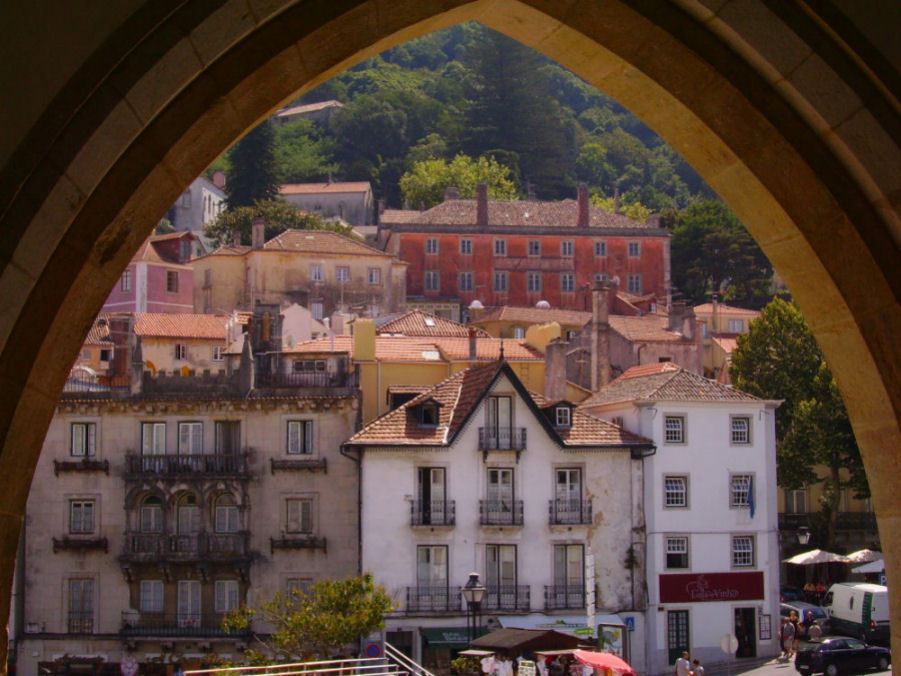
[781,601,831,638]
[795,637,890,675]
[823,582,891,644]
[783,585,806,602]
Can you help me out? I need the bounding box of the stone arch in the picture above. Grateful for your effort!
[0,0,897,663]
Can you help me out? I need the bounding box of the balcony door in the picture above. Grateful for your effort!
[486,396,513,448]
[486,544,517,609]
[214,421,240,455]
[555,468,583,521]
[553,544,584,607]
[177,580,201,628]
[487,468,515,520]
[416,545,448,609]
[417,467,446,525]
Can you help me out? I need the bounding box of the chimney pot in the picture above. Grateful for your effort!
[212,171,227,189]
[468,327,478,361]
[577,184,590,228]
[251,216,265,250]
[476,183,489,227]
[444,186,460,201]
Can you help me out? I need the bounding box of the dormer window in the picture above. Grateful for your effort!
[419,401,440,427]
[555,406,571,428]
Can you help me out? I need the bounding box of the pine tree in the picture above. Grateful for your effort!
[226,119,280,209]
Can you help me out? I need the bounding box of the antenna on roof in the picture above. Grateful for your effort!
[499,341,505,361]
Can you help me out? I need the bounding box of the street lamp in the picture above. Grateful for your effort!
[797,527,811,546]
[461,572,486,644]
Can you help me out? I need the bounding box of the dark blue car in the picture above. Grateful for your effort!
[795,637,890,675]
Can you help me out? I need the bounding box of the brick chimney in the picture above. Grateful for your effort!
[668,301,687,333]
[212,171,226,189]
[468,327,478,362]
[577,183,590,228]
[445,186,460,201]
[590,281,612,389]
[544,338,568,402]
[711,291,720,334]
[476,183,489,227]
[251,216,265,250]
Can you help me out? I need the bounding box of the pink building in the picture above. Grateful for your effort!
[103,232,198,314]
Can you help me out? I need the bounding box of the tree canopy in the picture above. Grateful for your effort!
[399,154,517,209]
[226,119,280,209]
[203,200,352,248]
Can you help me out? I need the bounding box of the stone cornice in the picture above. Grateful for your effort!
[57,395,356,416]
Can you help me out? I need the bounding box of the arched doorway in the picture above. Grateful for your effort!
[0,0,897,665]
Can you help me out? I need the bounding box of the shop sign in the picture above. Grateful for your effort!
[659,572,764,603]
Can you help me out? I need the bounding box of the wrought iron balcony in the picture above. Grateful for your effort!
[53,458,109,476]
[68,612,94,634]
[548,499,592,525]
[255,369,358,389]
[122,531,250,562]
[544,584,585,610]
[478,427,527,451]
[270,535,327,553]
[53,536,108,553]
[405,586,460,613]
[411,500,455,527]
[483,585,531,612]
[778,513,811,529]
[121,612,249,638]
[479,499,524,526]
[124,452,249,480]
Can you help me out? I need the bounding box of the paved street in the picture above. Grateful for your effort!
[723,657,890,676]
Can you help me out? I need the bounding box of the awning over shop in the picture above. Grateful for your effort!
[497,614,625,637]
[471,628,584,656]
[420,627,471,649]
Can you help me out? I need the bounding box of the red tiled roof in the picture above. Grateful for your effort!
[131,233,195,265]
[610,314,690,343]
[693,303,760,317]
[263,230,390,257]
[711,334,740,353]
[394,198,655,230]
[347,362,652,447]
[132,313,228,340]
[285,335,543,362]
[579,363,761,408]
[475,306,592,327]
[280,182,371,195]
[205,244,251,257]
[379,209,421,224]
[84,316,114,345]
[378,310,490,338]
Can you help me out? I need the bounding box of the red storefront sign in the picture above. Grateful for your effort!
[659,572,765,603]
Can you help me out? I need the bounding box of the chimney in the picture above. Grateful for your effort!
[577,184,590,228]
[378,198,386,215]
[682,305,696,341]
[476,183,489,227]
[444,186,460,201]
[468,327,478,362]
[251,216,265,250]
[613,185,621,214]
[212,171,226,189]
[645,213,661,228]
[668,301,687,333]
[711,291,719,334]
[232,230,242,247]
[590,282,612,390]
[544,338,568,403]
[238,332,254,395]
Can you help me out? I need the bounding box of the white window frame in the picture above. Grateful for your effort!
[215,580,240,613]
[628,273,642,294]
[730,473,753,508]
[69,499,95,534]
[70,422,96,457]
[140,497,163,533]
[494,271,508,292]
[494,239,507,257]
[664,415,686,444]
[426,238,439,255]
[311,301,323,320]
[310,264,324,282]
[728,318,745,333]
[368,267,381,285]
[561,240,574,257]
[424,270,440,292]
[664,475,688,508]
[527,271,542,293]
[140,580,164,613]
[174,343,187,361]
[166,270,179,293]
[784,488,808,514]
[287,420,314,455]
[214,495,240,533]
[459,271,473,292]
[731,535,755,568]
[177,421,203,455]
[555,406,571,427]
[628,241,640,257]
[212,345,224,361]
[528,240,541,257]
[665,535,690,570]
[335,266,350,283]
[731,415,752,445]
[141,422,167,455]
[121,269,132,292]
[594,273,607,285]
[286,497,314,534]
[594,240,607,257]
[561,272,575,292]
[459,239,472,255]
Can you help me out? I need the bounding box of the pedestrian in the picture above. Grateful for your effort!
[789,611,801,656]
[691,659,704,676]
[780,617,796,661]
[808,619,823,641]
[675,651,691,676]
[804,581,816,603]
[816,581,827,603]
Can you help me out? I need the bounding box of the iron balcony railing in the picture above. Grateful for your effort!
[479,499,524,526]
[121,612,249,637]
[123,531,250,561]
[483,585,531,611]
[411,500,455,527]
[68,612,94,634]
[255,370,358,389]
[544,584,586,610]
[548,499,593,525]
[478,427,527,451]
[124,452,249,479]
[778,511,877,531]
[405,586,459,613]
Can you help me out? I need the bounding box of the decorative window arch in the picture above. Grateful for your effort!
[140,495,163,533]
[214,493,240,533]
[177,493,201,534]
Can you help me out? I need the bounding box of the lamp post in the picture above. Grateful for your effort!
[461,572,486,644]
[798,527,811,546]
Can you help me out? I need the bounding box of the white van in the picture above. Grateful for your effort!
[823,582,890,643]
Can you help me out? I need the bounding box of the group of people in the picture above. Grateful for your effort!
[779,610,823,662]
[674,651,704,676]
[803,581,828,604]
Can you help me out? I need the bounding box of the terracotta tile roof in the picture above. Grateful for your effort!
[131,234,194,265]
[394,199,655,230]
[285,335,543,362]
[387,384,431,395]
[610,314,691,343]
[711,334,740,353]
[377,310,490,338]
[579,363,761,408]
[348,362,653,448]
[280,181,371,195]
[693,303,760,317]
[262,230,391,257]
[132,313,228,340]
[203,243,252,257]
[475,306,592,327]
[84,316,114,345]
[379,209,421,224]
[276,100,343,117]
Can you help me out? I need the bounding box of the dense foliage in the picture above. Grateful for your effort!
[204,200,353,248]
[226,120,280,209]
[399,154,517,209]
[731,298,868,547]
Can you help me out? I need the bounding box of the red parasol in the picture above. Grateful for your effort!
[573,649,636,676]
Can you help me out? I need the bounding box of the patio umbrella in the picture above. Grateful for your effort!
[783,549,850,564]
[845,549,882,563]
[852,559,885,574]
[573,649,636,676]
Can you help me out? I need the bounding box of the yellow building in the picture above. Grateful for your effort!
[132,313,228,375]
[693,300,760,381]
[192,227,407,319]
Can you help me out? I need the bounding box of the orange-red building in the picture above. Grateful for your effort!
[380,186,671,320]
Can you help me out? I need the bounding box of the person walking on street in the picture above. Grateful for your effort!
[780,617,796,661]
[691,659,705,676]
[675,651,691,676]
[789,611,802,656]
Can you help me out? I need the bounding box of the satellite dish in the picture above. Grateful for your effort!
[536,300,551,309]
[469,300,485,310]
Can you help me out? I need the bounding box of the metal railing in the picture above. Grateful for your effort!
[548,499,592,525]
[125,452,249,478]
[544,584,585,610]
[778,511,878,530]
[121,611,246,637]
[483,585,531,611]
[68,612,93,634]
[478,427,527,451]
[406,586,459,613]
[123,531,250,560]
[411,500,455,526]
[255,370,358,389]
[479,499,524,525]
[385,641,436,676]
[186,656,407,676]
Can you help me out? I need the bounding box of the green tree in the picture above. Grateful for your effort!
[223,574,392,661]
[399,154,518,209]
[275,118,338,184]
[671,200,773,307]
[589,193,652,222]
[731,298,868,548]
[227,119,280,209]
[154,218,175,235]
[203,200,352,248]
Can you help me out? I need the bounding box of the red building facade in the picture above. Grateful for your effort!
[382,186,671,314]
